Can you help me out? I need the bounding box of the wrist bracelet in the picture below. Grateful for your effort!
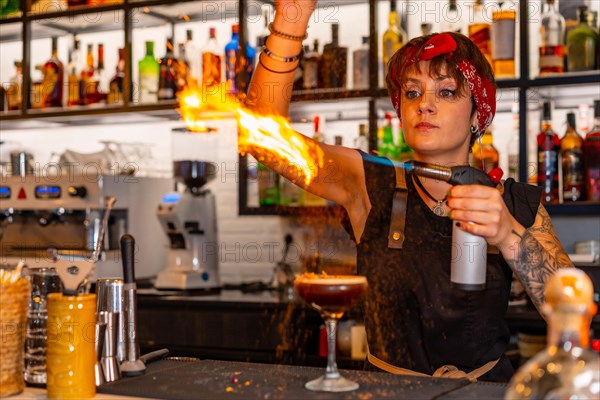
[268,22,308,42]
[262,44,303,63]
[259,54,298,74]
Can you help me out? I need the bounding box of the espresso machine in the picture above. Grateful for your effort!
[0,174,172,280]
[154,161,220,289]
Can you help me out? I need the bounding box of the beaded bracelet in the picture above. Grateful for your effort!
[268,22,308,42]
[258,54,298,74]
[262,44,303,63]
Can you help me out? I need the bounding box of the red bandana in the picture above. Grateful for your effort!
[391,33,496,135]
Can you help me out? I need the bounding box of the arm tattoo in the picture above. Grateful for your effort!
[503,205,573,315]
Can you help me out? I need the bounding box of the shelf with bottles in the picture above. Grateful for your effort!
[0,0,21,20]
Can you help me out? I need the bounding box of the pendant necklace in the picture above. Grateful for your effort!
[412,175,448,217]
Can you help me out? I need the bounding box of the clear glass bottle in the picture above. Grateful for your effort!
[42,36,64,108]
[382,0,406,78]
[566,5,599,72]
[320,23,347,89]
[561,112,585,202]
[353,36,369,90]
[184,30,200,81]
[96,43,106,94]
[537,102,560,204]
[354,123,369,152]
[491,0,517,78]
[158,38,177,100]
[583,100,600,202]
[441,0,463,34]
[507,102,520,181]
[138,41,159,103]
[202,27,222,88]
[468,0,493,68]
[505,268,600,399]
[539,0,566,76]
[471,128,499,173]
[7,60,23,111]
[303,39,320,90]
[176,42,189,92]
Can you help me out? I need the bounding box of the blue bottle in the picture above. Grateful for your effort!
[225,24,255,94]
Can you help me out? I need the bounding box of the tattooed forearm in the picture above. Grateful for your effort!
[503,205,573,316]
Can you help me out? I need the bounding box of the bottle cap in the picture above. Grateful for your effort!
[334,136,343,146]
[594,100,600,119]
[566,112,576,129]
[186,29,192,40]
[232,24,239,34]
[544,268,594,313]
[543,102,552,121]
[359,123,368,136]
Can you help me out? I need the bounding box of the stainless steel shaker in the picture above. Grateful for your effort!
[95,278,125,363]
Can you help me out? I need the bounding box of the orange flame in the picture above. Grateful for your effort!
[178,82,324,185]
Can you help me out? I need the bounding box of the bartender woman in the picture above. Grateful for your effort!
[244,0,573,381]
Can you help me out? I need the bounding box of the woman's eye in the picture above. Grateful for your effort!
[440,89,456,98]
[404,90,420,100]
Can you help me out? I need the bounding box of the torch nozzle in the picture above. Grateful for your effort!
[395,160,497,187]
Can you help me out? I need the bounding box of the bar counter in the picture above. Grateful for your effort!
[16,358,509,399]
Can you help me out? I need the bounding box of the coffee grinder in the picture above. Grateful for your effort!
[154,161,220,289]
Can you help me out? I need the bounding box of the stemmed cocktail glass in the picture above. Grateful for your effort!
[294,274,368,392]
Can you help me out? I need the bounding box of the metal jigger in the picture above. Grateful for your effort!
[119,234,146,377]
[99,311,121,382]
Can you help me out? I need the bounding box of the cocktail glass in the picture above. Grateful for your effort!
[294,274,368,392]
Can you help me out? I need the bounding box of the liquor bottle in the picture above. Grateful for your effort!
[303,39,320,90]
[441,0,462,34]
[292,45,307,91]
[80,44,95,104]
[468,0,493,68]
[507,102,520,181]
[353,36,369,90]
[566,6,599,72]
[0,86,6,113]
[107,48,125,104]
[537,102,560,204]
[583,100,600,202]
[505,268,600,399]
[471,128,499,173]
[225,24,240,93]
[138,41,159,103]
[42,37,64,108]
[175,42,189,92]
[258,162,280,206]
[7,61,22,111]
[67,39,80,107]
[491,0,517,78]
[380,112,398,160]
[201,27,222,88]
[354,123,369,152]
[96,43,105,93]
[320,23,347,89]
[158,38,177,100]
[184,30,200,82]
[382,0,406,76]
[561,112,585,202]
[539,0,565,75]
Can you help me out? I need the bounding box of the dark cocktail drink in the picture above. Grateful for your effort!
[294,275,367,316]
[294,274,368,392]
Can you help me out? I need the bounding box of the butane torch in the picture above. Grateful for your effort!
[399,160,503,291]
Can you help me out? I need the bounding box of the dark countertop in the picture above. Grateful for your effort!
[98,358,509,400]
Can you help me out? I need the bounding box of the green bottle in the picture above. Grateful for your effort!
[138,41,159,103]
[381,112,399,160]
[566,6,599,72]
[258,162,280,206]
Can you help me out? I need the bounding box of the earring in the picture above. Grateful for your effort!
[470,125,478,135]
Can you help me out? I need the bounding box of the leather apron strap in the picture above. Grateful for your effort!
[367,349,499,382]
[387,163,408,249]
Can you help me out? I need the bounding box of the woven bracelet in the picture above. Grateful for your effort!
[258,55,298,74]
[262,45,302,63]
[268,22,308,42]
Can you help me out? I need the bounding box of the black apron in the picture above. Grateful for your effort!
[342,151,542,382]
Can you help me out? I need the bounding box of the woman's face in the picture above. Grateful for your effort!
[399,61,477,163]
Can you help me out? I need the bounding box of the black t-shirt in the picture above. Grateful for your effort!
[344,152,542,382]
